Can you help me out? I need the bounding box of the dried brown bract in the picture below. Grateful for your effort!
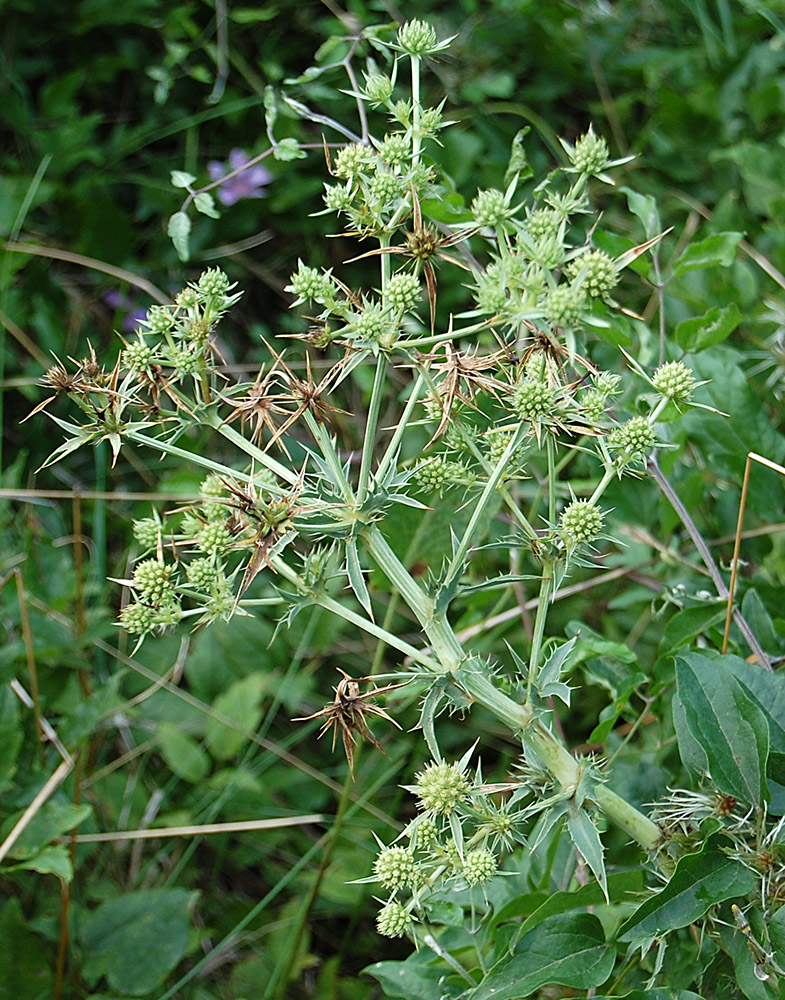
[294,671,410,775]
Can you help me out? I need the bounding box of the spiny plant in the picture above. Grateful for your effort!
[30,16,785,998]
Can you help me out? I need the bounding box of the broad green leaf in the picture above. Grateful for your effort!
[467,912,614,999]
[363,958,448,1000]
[659,604,726,658]
[492,870,643,934]
[79,889,197,996]
[193,191,220,218]
[167,211,191,261]
[5,844,73,881]
[672,693,710,776]
[0,899,52,999]
[671,232,743,276]
[1,801,92,859]
[675,303,742,353]
[170,170,195,188]
[206,671,269,760]
[157,723,210,783]
[619,835,756,942]
[676,652,769,805]
[593,992,706,999]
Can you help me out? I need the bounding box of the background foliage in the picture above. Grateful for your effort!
[2,1,785,998]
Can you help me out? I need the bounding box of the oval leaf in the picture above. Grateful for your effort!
[167,211,191,261]
[675,303,742,353]
[467,912,614,999]
[675,652,769,805]
[619,835,756,942]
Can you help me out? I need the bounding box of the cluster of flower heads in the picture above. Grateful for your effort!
[367,750,527,938]
[119,468,294,641]
[121,269,241,380]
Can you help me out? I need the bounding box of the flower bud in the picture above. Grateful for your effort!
[559,499,603,546]
[376,901,410,938]
[463,848,497,886]
[414,760,471,815]
[397,19,439,56]
[652,360,696,403]
[374,847,418,890]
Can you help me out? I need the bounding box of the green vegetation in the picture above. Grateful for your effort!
[3,3,785,998]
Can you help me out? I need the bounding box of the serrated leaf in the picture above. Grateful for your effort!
[167,211,191,261]
[619,835,757,942]
[346,538,373,619]
[157,723,210,783]
[675,303,742,353]
[671,231,743,276]
[539,635,578,689]
[467,912,614,999]
[675,652,769,805]
[170,170,196,189]
[193,191,220,218]
[567,802,607,898]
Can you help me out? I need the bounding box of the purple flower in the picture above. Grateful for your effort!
[207,149,273,206]
[104,291,148,334]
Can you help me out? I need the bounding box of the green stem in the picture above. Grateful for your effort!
[527,564,553,694]
[207,416,300,485]
[357,353,388,508]
[270,554,439,671]
[374,370,425,485]
[442,425,526,593]
[410,55,422,164]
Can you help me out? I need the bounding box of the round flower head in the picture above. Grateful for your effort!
[513,379,554,422]
[374,847,418,890]
[463,848,497,886]
[377,133,410,168]
[132,517,161,551]
[567,249,618,299]
[411,816,439,851]
[334,143,376,180]
[287,262,337,306]
[568,126,610,175]
[525,208,560,240]
[198,267,231,298]
[559,499,603,546]
[397,19,439,56]
[376,901,411,938]
[413,760,471,815]
[197,521,232,555]
[613,415,656,456]
[545,284,586,327]
[123,341,156,372]
[119,601,158,636]
[652,360,696,403]
[386,272,421,313]
[364,72,394,104]
[132,559,177,604]
[472,188,511,228]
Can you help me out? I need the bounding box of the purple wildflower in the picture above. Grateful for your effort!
[207,149,273,206]
[104,291,148,334]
